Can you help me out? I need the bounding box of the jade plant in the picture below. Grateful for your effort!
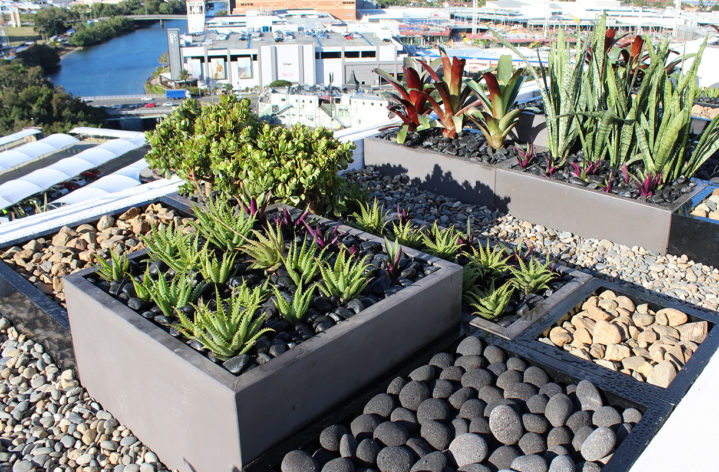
[319,250,372,304]
[175,286,272,361]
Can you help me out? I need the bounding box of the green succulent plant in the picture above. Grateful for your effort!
[175,286,272,361]
[283,238,324,287]
[422,222,462,262]
[199,247,237,285]
[390,220,424,249]
[144,271,206,318]
[509,255,557,295]
[242,223,285,271]
[191,197,255,252]
[143,221,202,273]
[273,284,317,324]
[466,281,515,320]
[464,241,510,279]
[351,198,389,235]
[95,248,129,282]
[131,265,152,302]
[319,250,372,304]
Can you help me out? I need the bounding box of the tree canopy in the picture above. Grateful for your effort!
[15,44,61,74]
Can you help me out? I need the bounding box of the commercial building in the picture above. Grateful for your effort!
[227,0,357,21]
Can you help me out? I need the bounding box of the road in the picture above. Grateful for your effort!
[85,94,258,119]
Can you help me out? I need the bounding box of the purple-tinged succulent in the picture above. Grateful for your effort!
[239,193,269,221]
[507,241,535,265]
[383,238,403,282]
[456,220,474,254]
[514,143,535,168]
[274,208,309,234]
[634,171,663,197]
[569,159,601,180]
[544,157,559,177]
[304,222,342,250]
[621,164,631,184]
[396,205,412,224]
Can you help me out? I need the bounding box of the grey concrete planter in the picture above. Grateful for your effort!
[668,181,719,268]
[0,196,184,370]
[494,167,708,253]
[468,264,594,339]
[363,136,497,206]
[63,209,463,471]
[514,111,548,147]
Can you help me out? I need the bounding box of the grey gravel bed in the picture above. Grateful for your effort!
[1,167,718,471]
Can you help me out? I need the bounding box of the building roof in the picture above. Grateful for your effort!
[0,134,80,172]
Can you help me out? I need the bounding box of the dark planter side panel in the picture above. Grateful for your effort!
[668,182,719,268]
[364,138,497,207]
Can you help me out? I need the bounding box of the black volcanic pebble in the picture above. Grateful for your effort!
[457,464,492,472]
[572,426,594,452]
[524,366,550,388]
[409,365,436,383]
[519,432,547,455]
[409,451,446,472]
[282,450,320,472]
[387,377,408,396]
[321,457,354,472]
[373,421,409,447]
[455,355,485,371]
[420,420,452,450]
[592,406,622,428]
[487,362,508,377]
[548,427,572,449]
[430,379,454,399]
[376,446,414,472]
[539,383,563,397]
[448,387,475,410]
[405,437,433,458]
[449,433,489,466]
[576,461,602,472]
[351,414,382,439]
[527,394,549,415]
[489,404,524,445]
[580,427,616,462]
[321,425,350,452]
[428,352,454,369]
[469,416,491,434]
[576,381,603,411]
[483,345,506,364]
[545,394,574,427]
[456,336,483,356]
[365,394,396,418]
[313,448,335,467]
[356,438,381,465]
[487,445,520,470]
[497,370,523,390]
[416,398,451,424]
[511,454,549,472]
[391,408,419,434]
[478,385,504,404]
[439,366,464,382]
[459,399,485,420]
[566,411,592,434]
[507,357,528,371]
[451,418,469,436]
[505,382,538,402]
[523,414,550,434]
[549,454,576,472]
[399,382,431,411]
[461,369,494,390]
[340,433,358,458]
[622,408,642,424]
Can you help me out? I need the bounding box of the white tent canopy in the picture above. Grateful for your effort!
[55,159,149,205]
[0,133,79,172]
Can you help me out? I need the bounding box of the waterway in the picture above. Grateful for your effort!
[48,19,188,97]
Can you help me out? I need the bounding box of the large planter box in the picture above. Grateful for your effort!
[63,208,463,471]
[495,166,708,253]
[363,136,497,207]
[468,264,594,339]
[668,181,719,268]
[0,196,185,370]
[515,278,719,405]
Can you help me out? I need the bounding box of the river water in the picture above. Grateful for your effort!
[48,19,188,97]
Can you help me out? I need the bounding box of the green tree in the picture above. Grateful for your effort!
[33,7,74,38]
[0,64,106,135]
[15,44,61,73]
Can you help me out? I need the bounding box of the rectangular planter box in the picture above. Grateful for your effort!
[668,181,719,268]
[468,264,594,339]
[0,196,186,371]
[63,207,463,471]
[363,136,497,207]
[494,166,708,253]
[514,278,719,405]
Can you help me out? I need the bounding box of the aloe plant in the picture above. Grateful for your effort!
[143,221,200,273]
[351,198,389,235]
[466,281,515,320]
[191,197,255,252]
[273,284,317,324]
[95,249,129,282]
[463,240,509,280]
[242,223,285,272]
[422,222,462,262]
[390,219,423,249]
[319,250,372,304]
[199,247,237,285]
[131,265,152,302]
[283,238,324,287]
[175,286,272,361]
[509,255,557,295]
[145,272,206,318]
[465,55,526,149]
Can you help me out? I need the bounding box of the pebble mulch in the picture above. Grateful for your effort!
[689,188,719,221]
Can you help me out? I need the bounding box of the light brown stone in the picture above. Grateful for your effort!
[589,343,606,359]
[653,325,680,341]
[549,326,573,347]
[636,303,650,314]
[598,290,617,300]
[632,313,654,327]
[648,344,667,363]
[646,361,677,388]
[574,328,592,345]
[604,344,631,361]
[677,321,709,343]
[593,320,622,345]
[573,316,596,332]
[636,362,654,378]
[97,215,115,231]
[615,295,635,312]
[655,308,688,327]
[598,299,618,313]
[118,207,140,221]
[637,330,658,346]
[595,359,618,371]
[586,305,611,321]
[621,356,648,371]
[581,296,598,311]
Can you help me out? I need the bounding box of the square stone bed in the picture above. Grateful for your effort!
[516,278,719,405]
[0,196,189,370]
[63,206,463,472]
[257,332,671,472]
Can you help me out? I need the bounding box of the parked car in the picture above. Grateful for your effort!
[161,101,174,108]
[140,96,153,101]
[144,103,156,108]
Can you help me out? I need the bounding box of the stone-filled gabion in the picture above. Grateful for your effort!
[281,336,642,472]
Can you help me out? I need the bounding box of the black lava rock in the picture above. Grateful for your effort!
[376,446,414,472]
[282,450,320,472]
[320,424,350,452]
[351,414,382,440]
[373,421,409,447]
[399,381,431,411]
[420,420,452,450]
[364,393,396,418]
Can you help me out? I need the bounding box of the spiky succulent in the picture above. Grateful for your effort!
[191,197,256,252]
[509,255,557,295]
[199,247,237,285]
[131,265,153,302]
[175,286,272,361]
[463,241,510,280]
[462,262,484,304]
[466,281,515,320]
[242,223,285,271]
[422,223,462,262]
[143,222,201,273]
[319,250,372,304]
[351,198,389,235]
[283,238,324,287]
[95,248,129,282]
[144,271,206,318]
[273,283,317,324]
[391,219,424,249]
